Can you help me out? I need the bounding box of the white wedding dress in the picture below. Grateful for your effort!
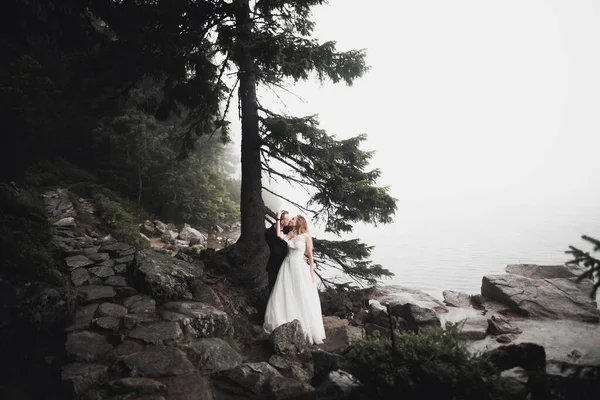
[263,233,326,345]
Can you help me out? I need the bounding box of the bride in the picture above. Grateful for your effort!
[263,212,326,345]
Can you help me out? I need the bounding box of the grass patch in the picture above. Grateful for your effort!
[69,183,150,249]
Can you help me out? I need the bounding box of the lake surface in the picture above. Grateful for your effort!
[313,194,600,301]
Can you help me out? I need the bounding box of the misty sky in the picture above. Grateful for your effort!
[230,0,600,232]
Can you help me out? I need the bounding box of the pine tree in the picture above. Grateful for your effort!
[567,235,600,298]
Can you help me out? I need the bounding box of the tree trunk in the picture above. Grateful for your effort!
[231,0,269,287]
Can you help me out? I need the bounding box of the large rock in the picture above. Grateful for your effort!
[443,290,473,308]
[319,325,364,354]
[505,264,577,279]
[481,274,599,322]
[457,314,489,340]
[119,346,195,377]
[65,331,116,362]
[370,285,448,313]
[65,255,95,270]
[159,301,232,338]
[213,362,282,398]
[389,302,441,332]
[123,294,156,314]
[77,285,116,302]
[264,375,315,400]
[179,223,206,246]
[131,250,204,302]
[186,338,242,372]
[62,363,108,397]
[311,350,350,388]
[127,321,183,345]
[271,320,307,356]
[268,355,312,382]
[487,313,522,335]
[315,370,362,400]
[162,373,214,400]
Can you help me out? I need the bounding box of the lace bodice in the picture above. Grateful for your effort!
[286,233,307,260]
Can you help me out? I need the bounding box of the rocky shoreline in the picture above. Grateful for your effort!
[5,187,598,399]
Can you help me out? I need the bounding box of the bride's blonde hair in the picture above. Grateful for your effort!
[294,215,309,235]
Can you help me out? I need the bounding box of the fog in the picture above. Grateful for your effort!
[228,0,600,292]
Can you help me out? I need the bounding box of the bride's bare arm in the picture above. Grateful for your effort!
[306,235,315,283]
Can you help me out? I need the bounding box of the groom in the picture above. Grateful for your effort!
[265,210,295,293]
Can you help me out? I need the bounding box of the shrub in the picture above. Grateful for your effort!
[69,183,149,249]
[345,325,499,400]
[0,184,62,284]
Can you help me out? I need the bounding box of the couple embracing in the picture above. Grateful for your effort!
[263,211,326,345]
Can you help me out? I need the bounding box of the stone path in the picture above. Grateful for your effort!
[43,189,240,400]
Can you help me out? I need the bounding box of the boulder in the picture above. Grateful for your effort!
[65,255,95,270]
[161,230,178,244]
[389,302,441,332]
[98,242,135,258]
[105,377,166,396]
[319,325,364,354]
[443,290,473,308]
[131,250,204,302]
[457,314,489,340]
[487,313,522,335]
[311,350,351,388]
[214,362,282,398]
[322,316,349,337]
[70,268,90,286]
[179,223,206,245]
[123,294,156,314]
[186,337,242,372]
[370,285,448,313]
[268,355,311,382]
[65,331,116,362]
[127,321,184,345]
[62,363,108,397]
[159,301,232,338]
[97,302,128,318]
[481,275,599,322]
[119,346,195,377]
[315,370,362,400]
[271,320,307,356]
[264,375,315,400]
[77,285,116,302]
[505,264,577,279]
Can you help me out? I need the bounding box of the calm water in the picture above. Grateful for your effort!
[314,195,600,300]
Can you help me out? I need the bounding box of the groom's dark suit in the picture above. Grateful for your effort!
[265,224,292,293]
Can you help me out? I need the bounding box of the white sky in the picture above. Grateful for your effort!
[231,0,600,226]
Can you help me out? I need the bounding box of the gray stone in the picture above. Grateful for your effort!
[162,373,213,400]
[99,242,136,257]
[268,355,311,382]
[71,268,90,286]
[316,370,361,399]
[106,377,166,396]
[95,259,116,268]
[123,313,158,330]
[114,263,128,274]
[390,302,441,332]
[488,313,522,335]
[89,251,110,262]
[115,286,137,299]
[77,285,116,302]
[191,281,223,310]
[117,340,143,356]
[505,264,577,279]
[457,314,489,340]
[88,265,115,278]
[62,363,108,397]
[443,290,473,308]
[120,346,195,377]
[311,350,351,388]
[54,217,76,227]
[481,274,599,322]
[104,275,128,287]
[160,301,232,338]
[128,321,183,344]
[371,285,448,313]
[65,304,99,332]
[214,362,281,397]
[264,375,315,400]
[88,276,103,285]
[95,316,120,331]
[271,319,306,356]
[115,254,135,266]
[65,330,116,362]
[123,294,156,314]
[187,338,242,372]
[131,250,204,302]
[65,255,95,270]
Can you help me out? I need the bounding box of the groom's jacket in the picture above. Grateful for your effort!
[264,224,292,272]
